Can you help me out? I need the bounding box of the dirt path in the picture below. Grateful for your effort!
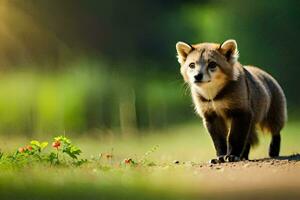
[193,154,300,200]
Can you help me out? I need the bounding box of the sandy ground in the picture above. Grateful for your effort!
[192,154,300,200]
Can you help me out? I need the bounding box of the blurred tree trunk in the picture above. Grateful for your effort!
[119,89,137,137]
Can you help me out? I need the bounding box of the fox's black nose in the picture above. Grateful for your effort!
[194,73,203,82]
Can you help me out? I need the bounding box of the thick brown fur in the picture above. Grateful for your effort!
[176,39,287,162]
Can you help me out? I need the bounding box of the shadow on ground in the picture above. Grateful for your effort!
[253,153,300,161]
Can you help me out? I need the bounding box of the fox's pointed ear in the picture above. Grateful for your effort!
[219,39,239,64]
[176,41,193,64]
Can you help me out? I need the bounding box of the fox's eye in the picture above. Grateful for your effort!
[208,62,217,70]
[189,63,195,69]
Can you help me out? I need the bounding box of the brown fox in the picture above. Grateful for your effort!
[176,39,287,163]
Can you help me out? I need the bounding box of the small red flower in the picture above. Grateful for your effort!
[18,147,25,153]
[26,145,33,151]
[124,158,133,164]
[52,141,61,149]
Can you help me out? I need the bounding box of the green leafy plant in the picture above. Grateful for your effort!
[16,140,48,162]
[8,136,85,166]
[30,140,48,153]
[139,145,159,166]
[53,136,82,159]
[17,140,48,155]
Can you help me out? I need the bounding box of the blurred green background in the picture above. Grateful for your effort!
[0,0,299,136]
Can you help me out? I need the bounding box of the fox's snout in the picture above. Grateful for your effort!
[194,73,203,83]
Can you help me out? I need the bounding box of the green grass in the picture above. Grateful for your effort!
[0,121,299,200]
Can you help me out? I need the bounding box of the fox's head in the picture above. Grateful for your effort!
[176,39,241,99]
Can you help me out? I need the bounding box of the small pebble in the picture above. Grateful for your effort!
[173,160,180,164]
[243,163,250,168]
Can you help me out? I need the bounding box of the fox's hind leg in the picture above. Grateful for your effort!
[264,118,283,157]
[263,81,286,158]
[269,133,281,157]
[264,99,285,158]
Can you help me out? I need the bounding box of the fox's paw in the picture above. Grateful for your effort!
[225,155,240,162]
[209,156,225,164]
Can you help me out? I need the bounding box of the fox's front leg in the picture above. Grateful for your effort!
[204,113,228,164]
[226,111,252,162]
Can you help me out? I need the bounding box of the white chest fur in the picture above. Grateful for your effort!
[192,93,232,130]
[191,84,232,116]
